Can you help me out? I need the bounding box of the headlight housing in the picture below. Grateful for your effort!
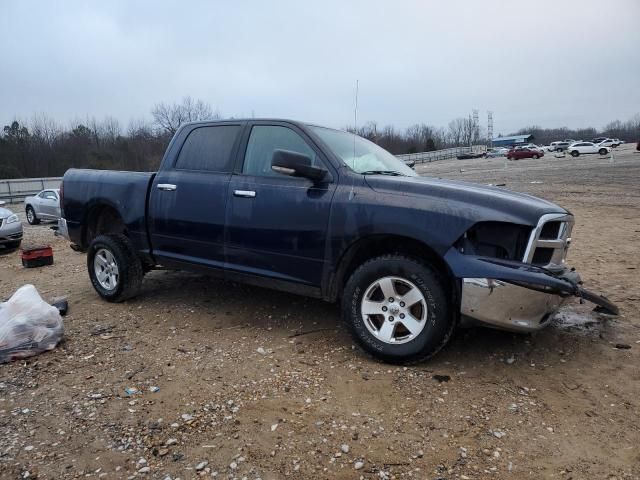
[5,214,20,224]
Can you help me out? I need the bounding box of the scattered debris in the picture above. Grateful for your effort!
[124,387,140,396]
[614,343,631,350]
[21,245,54,268]
[0,284,64,363]
[432,374,451,383]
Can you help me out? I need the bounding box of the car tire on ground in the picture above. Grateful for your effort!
[87,234,144,303]
[533,154,539,159]
[3,241,21,250]
[599,148,608,155]
[571,150,580,157]
[26,206,40,225]
[342,255,454,363]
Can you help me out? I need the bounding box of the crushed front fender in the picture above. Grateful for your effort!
[444,248,618,332]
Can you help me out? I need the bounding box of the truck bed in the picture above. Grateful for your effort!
[62,169,156,253]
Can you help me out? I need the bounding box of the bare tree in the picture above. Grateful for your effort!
[151,96,217,135]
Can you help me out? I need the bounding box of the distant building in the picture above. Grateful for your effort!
[492,134,533,147]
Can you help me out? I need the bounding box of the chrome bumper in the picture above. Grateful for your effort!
[56,217,70,241]
[461,278,569,332]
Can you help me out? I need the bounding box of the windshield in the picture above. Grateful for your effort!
[310,126,417,176]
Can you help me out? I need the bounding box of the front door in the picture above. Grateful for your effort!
[149,123,243,268]
[225,124,336,286]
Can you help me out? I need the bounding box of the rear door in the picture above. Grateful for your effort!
[225,123,337,286]
[149,123,243,268]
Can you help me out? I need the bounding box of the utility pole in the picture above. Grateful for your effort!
[487,111,493,148]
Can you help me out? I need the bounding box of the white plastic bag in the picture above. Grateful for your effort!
[0,284,64,363]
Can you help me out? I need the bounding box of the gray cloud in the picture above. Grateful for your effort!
[1,0,639,134]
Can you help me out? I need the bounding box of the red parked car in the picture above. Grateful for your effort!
[506,147,544,160]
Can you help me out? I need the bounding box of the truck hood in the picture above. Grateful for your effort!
[364,175,568,226]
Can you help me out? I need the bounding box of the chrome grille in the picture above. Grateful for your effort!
[523,213,574,269]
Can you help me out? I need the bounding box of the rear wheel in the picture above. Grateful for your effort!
[342,255,453,363]
[26,206,39,225]
[599,148,608,155]
[571,150,580,157]
[87,234,143,302]
[533,154,539,159]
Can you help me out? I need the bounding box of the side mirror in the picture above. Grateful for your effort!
[271,149,327,182]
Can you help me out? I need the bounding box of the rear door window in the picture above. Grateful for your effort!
[175,125,240,172]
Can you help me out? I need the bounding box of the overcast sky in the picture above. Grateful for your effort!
[1,0,639,135]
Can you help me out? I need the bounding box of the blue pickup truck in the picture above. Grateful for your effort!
[59,119,616,362]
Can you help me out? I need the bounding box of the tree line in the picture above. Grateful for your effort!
[1,98,638,179]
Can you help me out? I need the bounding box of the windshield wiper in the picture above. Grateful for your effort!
[360,170,406,176]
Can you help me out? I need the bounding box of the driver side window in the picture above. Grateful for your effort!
[243,126,318,177]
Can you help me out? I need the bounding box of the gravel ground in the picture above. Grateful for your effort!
[0,144,639,479]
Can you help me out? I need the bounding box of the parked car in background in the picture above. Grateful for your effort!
[549,141,571,152]
[486,147,509,157]
[456,150,486,160]
[506,147,543,160]
[567,142,610,157]
[0,202,23,249]
[592,137,608,144]
[597,139,620,148]
[24,189,61,225]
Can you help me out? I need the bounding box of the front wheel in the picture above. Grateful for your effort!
[26,206,39,225]
[570,150,580,157]
[599,148,608,155]
[342,255,453,363]
[87,234,144,302]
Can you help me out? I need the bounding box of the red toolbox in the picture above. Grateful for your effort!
[21,246,54,268]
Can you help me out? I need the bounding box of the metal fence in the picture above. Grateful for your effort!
[0,177,62,204]
[396,145,487,164]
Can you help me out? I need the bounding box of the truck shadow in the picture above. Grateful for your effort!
[133,270,615,367]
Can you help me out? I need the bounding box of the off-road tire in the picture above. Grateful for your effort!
[87,234,143,303]
[26,206,40,225]
[342,255,454,363]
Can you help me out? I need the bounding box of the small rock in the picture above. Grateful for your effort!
[271,423,278,431]
[493,430,505,438]
[138,466,150,474]
[506,355,516,364]
[615,343,631,350]
[166,438,178,446]
[341,444,350,454]
[195,461,208,471]
[229,462,238,470]
[354,461,364,470]
[257,347,267,355]
[181,413,193,422]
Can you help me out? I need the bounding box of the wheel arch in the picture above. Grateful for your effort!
[83,203,126,247]
[326,234,459,304]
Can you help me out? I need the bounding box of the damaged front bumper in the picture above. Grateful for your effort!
[444,249,618,333]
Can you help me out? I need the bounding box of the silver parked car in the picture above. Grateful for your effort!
[0,202,23,249]
[24,189,61,225]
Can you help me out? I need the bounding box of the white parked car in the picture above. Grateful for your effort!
[24,189,61,225]
[567,142,610,157]
[597,139,619,148]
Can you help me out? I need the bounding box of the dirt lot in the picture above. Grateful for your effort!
[1,144,639,479]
